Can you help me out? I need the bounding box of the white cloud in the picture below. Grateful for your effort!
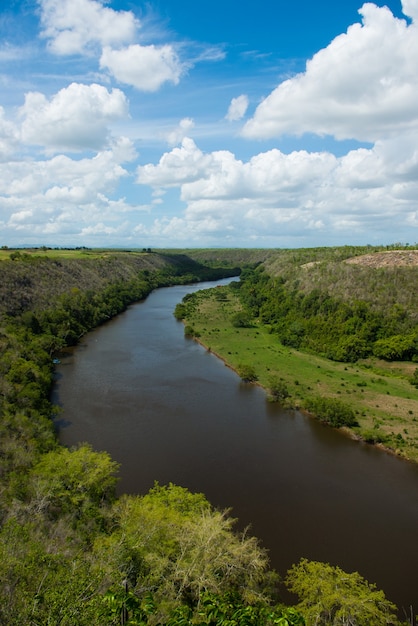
[0,137,144,244]
[135,133,418,245]
[192,46,226,63]
[137,138,214,186]
[19,83,129,152]
[166,118,195,146]
[243,2,418,142]
[226,95,249,121]
[0,148,129,199]
[402,0,418,21]
[80,221,129,236]
[0,43,28,62]
[39,0,138,55]
[138,138,337,198]
[2,0,418,248]
[0,107,18,161]
[100,43,184,91]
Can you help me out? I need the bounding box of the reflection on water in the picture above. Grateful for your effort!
[52,279,418,611]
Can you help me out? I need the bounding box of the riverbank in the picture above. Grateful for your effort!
[179,284,418,463]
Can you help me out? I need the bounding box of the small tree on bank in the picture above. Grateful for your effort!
[237,363,258,383]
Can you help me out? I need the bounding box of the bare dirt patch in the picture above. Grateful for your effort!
[346,249,418,268]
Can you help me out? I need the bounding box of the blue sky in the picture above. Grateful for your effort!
[0,0,417,248]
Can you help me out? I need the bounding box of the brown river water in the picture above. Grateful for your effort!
[52,278,418,613]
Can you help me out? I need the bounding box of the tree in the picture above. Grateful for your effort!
[410,367,418,389]
[237,363,258,382]
[196,592,305,625]
[304,396,358,428]
[231,311,253,328]
[373,333,418,361]
[27,444,119,524]
[0,517,106,625]
[286,559,400,626]
[267,375,290,403]
[95,483,272,622]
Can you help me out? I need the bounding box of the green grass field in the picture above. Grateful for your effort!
[182,285,418,462]
[0,247,148,261]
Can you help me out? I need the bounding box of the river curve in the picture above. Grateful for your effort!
[52,278,418,612]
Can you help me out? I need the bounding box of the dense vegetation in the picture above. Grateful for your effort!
[237,264,418,364]
[0,248,412,624]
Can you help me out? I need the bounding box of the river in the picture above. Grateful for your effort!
[52,278,418,612]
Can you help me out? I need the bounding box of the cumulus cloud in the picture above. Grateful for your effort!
[100,43,184,91]
[243,2,418,142]
[38,0,190,94]
[19,83,129,151]
[38,0,138,55]
[402,0,418,21]
[137,138,214,187]
[138,137,337,197]
[226,95,249,121]
[0,143,130,200]
[136,133,418,245]
[166,118,195,146]
[0,132,144,246]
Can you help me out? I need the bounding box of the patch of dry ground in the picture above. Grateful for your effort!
[346,249,418,268]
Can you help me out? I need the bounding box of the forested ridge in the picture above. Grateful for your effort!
[0,247,411,624]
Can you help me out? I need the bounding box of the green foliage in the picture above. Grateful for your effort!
[235,261,418,364]
[184,325,200,338]
[373,333,418,361]
[175,259,418,461]
[102,588,156,625]
[304,396,358,428]
[237,363,258,382]
[100,589,306,626]
[0,518,105,625]
[330,336,370,363]
[196,592,305,625]
[267,376,290,403]
[410,367,418,388]
[26,444,119,526]
[174,303,188,320]
[360,429,389,445]
[286,558,400,625]
[231,311,253,328]
[98,484,270,612]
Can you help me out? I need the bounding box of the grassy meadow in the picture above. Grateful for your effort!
[181,284,418,463]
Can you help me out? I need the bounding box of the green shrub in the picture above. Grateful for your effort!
[231,311,252,328]
[184,325,200,338]
[410,367,418,389]
[237,364,258,382]
[304,396,358,428]
[267,376,290,402]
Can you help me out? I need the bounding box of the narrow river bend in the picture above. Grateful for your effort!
[52,279,418,612]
